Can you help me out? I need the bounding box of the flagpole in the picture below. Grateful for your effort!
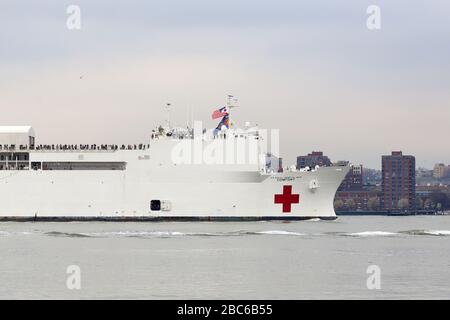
[227,95,233,128]
[165,103,171,130]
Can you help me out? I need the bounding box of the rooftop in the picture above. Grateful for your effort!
[0,126,35,136]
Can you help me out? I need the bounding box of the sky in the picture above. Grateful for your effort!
[0,0,449,169]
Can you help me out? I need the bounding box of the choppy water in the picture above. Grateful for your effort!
[0,216,449,299]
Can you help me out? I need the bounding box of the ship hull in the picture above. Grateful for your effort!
[0,157,348,221]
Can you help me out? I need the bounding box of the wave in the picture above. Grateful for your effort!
[424,230,450,236]
[343,231,399,237]
[94,231,244,237]
[45,230,233,238]
[43,230,307,238]
[45,231,92,238]
[401,230,450,237]
[37,229,450,239]
[45,231,184,238]
[96,231,183,237]
[251,230,305,236]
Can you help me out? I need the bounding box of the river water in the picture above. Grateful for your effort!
[0,216,449,299]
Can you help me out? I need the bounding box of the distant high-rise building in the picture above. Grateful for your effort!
[416,167,433,179]
[338,164,363,191]
[296,151,331,169]
[381,151,416,211]
[433,163,449,179]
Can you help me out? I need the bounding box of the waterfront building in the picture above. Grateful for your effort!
[296,151,332,169]
[338,164,363,191]
[433,163,450,179]
[381,151,416,211]
[335,187,380,211]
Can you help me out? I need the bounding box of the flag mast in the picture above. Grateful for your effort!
[227,94,238,128]
[165,103,171,130]
[212,96,238,136]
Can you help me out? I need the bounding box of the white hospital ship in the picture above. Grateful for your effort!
[0,105,348,221]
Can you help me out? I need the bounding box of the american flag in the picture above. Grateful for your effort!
[216,114,230,130]
[211,107,229,120]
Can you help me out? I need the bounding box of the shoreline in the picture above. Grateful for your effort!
[337,210,449,216]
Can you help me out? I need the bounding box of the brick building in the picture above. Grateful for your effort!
[381,151,416,211]
[335,188,380,211]
[338,164,363,191]
[296,151,332,169]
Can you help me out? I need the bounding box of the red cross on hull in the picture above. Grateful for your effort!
[274,185,300,213]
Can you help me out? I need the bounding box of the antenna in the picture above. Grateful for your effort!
[226,95,238,128]
[227,95,233,108]
[227,95,238,108]
[165,103,171,129]
[184,104,188,128]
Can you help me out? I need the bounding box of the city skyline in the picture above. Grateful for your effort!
[1,1,450,169]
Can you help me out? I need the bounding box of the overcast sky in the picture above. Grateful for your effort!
[1,0,449,169]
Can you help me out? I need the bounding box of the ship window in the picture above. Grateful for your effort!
[42,162,127,170]
[29,136,35,148]
[150,200,161,211]
[31,162,42,170]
